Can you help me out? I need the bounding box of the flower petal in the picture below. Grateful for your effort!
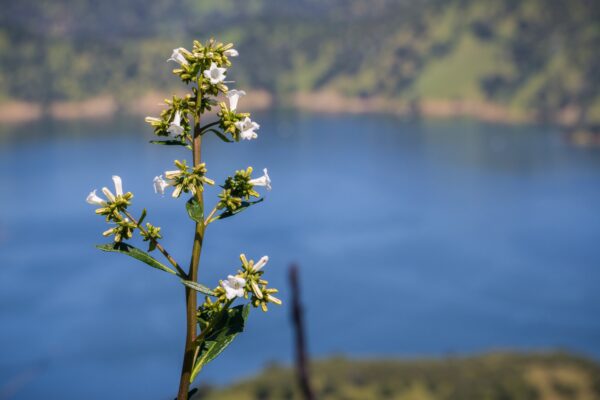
[86,189,105,206]
[112,175,123,196]
[253,255,269,272]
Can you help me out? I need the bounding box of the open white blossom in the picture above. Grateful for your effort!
[167,48,189,66]
[221,275,246,300]
[249,169,271,191]
[203,62,227,84]
[153,175,169,195]
[235,117,260,140]
[226,89,246,111]
[86,190,106,206]
[224,48,239,57]
[168,111,184,136]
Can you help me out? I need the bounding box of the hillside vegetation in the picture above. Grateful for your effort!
[1,0,599,125]
[195,352,600,400]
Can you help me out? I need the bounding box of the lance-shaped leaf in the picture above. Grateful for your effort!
[96,242,178,275]
[213,199,264,222]
[190,304,250,382]
[181,279,216,296]
[186,197,203,223]
[205,128,233,143]
[150,140,192,150]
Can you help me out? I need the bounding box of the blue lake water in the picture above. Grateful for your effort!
[1,112,600,399]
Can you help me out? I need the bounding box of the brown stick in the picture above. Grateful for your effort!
[289,264,315,400]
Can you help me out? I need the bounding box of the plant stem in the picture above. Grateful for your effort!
[177,104,205,400]
[122,210,186,277]
[205,206,218,225]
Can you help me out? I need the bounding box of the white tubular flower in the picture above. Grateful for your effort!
[153,175,169,195]
[221,275,246,300]
[86,189,106,206]
[167,47,189,66]
[112,175,123,196]
[224,48,239,57]
[203,62,227,84]
[249,169,271,191]
[235,117,260,140]
[167,111,184,136]
[226,89,246,111]
[252,255,269,272]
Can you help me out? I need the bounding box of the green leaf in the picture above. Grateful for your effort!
[181,280,216,296]
[150,140,192,150]
[214,199,264,221]
[149,139,186,146]
[186,197,203,223]
[96,242,177,275]
[205,128,233,143]
[190,304,250,382]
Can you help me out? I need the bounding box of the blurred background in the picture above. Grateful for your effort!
[1,1,600,399]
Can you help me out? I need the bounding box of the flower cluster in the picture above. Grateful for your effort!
[86,176,135,242]
[145,96,195,140]
[217,101,260,141]
[146,39,260,144]
[141,223,162,251]
[153,160,215,197]
[86,176,165,249]
[217,167,271,212]
[207,254,281,313]
[168,40,237,93]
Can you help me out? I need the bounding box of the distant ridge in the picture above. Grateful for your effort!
[0,0,598,127]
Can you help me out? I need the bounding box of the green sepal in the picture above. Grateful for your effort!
[138,208,147,226]
[96,242,178,275]
[186,197,204,223]
[190,304,250,383]
[180,280,216,296]
[214,198,264,221]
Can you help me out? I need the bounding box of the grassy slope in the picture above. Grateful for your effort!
[1,0,598,124]
[196,352,600,400]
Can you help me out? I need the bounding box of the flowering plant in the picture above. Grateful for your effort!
[86,39,280,400]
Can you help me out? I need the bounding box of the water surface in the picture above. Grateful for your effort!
[1,112,599,399]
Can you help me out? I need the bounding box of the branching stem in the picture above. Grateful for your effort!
[122,210,186,277]
[205,206,218,225]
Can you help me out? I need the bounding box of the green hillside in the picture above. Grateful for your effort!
[1,0,599,125]
[195,352,600,400]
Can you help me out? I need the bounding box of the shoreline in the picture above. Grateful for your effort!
[0,89,588,129]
